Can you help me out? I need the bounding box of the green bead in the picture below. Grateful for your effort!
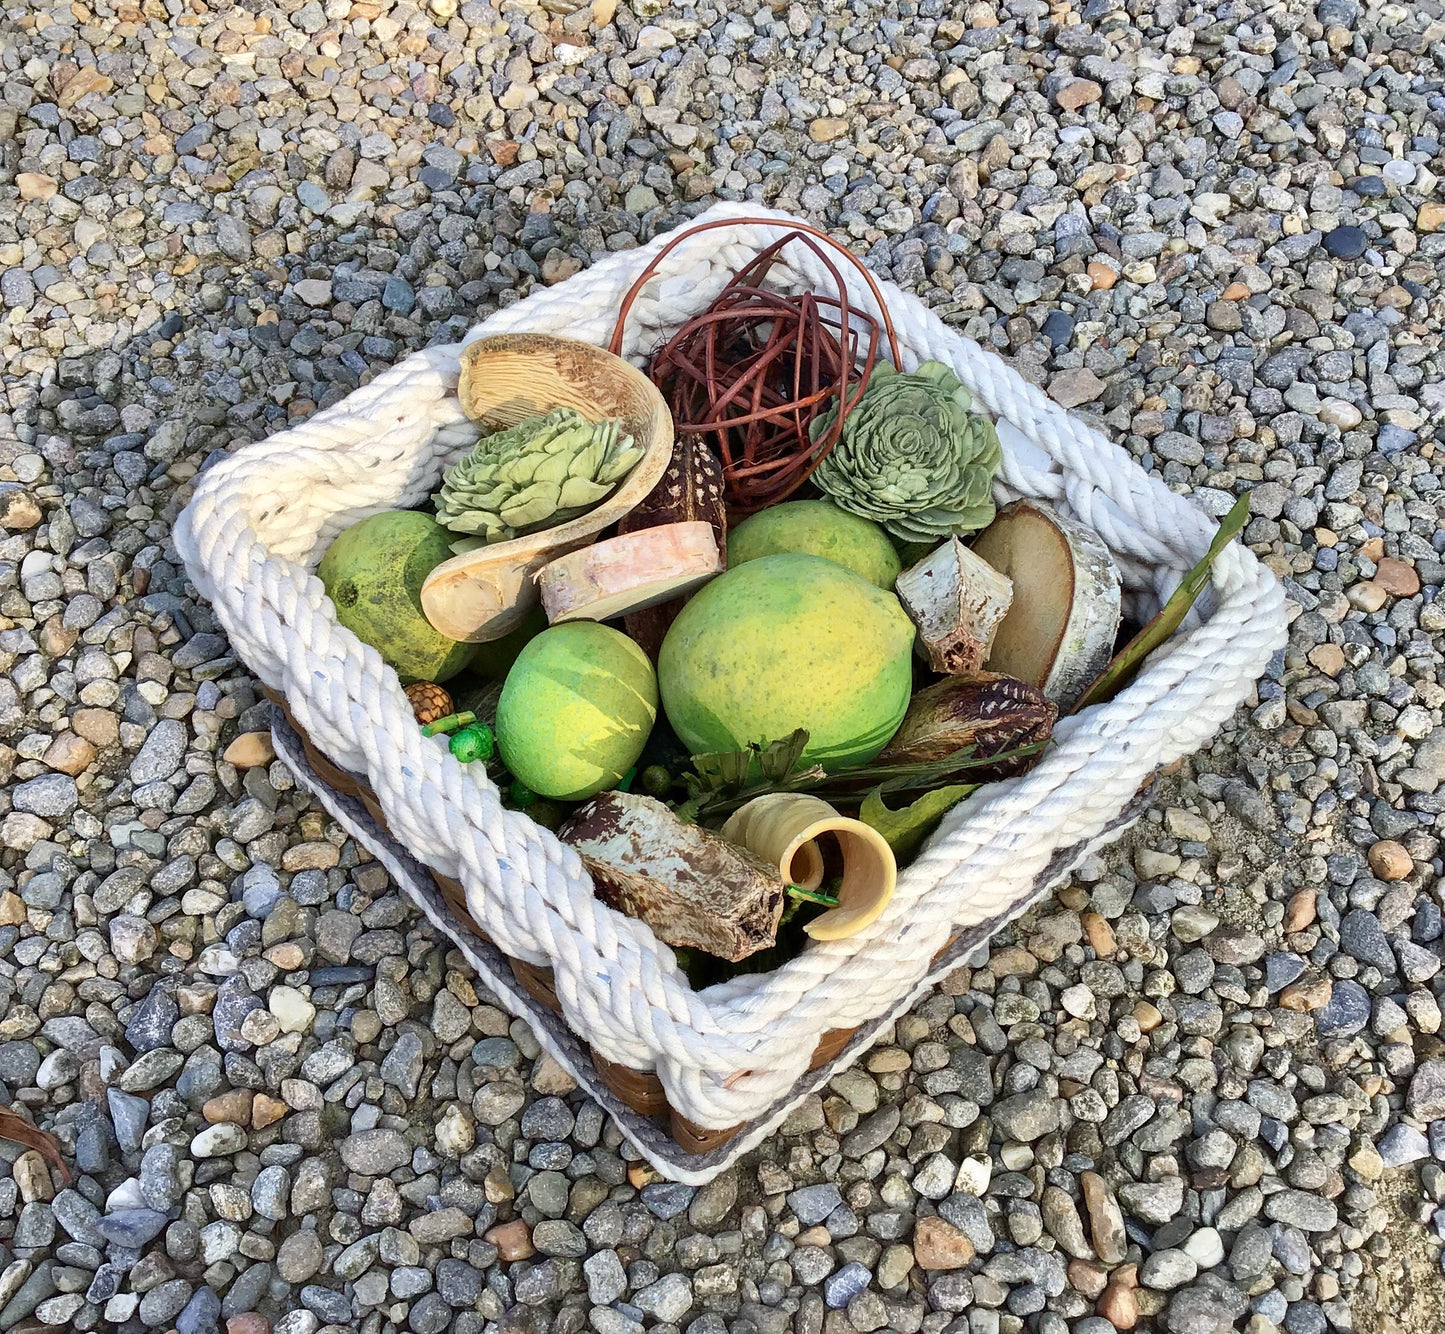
[449,723,495,764]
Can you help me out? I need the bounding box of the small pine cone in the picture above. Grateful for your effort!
[405,681,454,725]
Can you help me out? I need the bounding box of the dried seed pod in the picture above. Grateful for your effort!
[878,671,1056,781]
[405,681,455,725]
[617,436,728,659]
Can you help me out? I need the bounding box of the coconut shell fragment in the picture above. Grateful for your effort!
[560,791,785,962]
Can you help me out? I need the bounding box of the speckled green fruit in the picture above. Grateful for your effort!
[658,553,914,770]
[318,511,478,684]
[727,500,902,589]
[496,622,658,800]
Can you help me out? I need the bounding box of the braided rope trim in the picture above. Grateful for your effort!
[175,204,1288,1127]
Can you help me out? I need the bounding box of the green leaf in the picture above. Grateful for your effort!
[687,729,810,795]
[1071,492,1251,714]
[859,783,975,857]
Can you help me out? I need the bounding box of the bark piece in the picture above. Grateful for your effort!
[538,522,723,624]
[970,500,1122,710]
[896,537,1014,675]
[617,437,728,658]
[560,791,785,962]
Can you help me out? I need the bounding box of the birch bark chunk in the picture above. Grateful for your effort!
[559,791,786,962]
[538,522,723,624]
[896,538,1014,675]
[970,500,1122,710]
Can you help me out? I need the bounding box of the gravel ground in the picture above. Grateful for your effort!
[4,0,1445,1332]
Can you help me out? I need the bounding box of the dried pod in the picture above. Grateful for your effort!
[617,436,728,658]
[878,671,1056,780]
[560,791,785,962]
[405,681,455,725]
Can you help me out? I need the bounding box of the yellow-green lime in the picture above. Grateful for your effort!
[658,553,914,770]
[317,510,478,684]
[496,622,658,800]
[727,499,902,589]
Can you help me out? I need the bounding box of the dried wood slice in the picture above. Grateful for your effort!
[538,522,723,624]
[559,791,785,962]
[970,500,1122,710]
[618,437,728,658]
[896,537,1014,675]
[878,671,1057,780]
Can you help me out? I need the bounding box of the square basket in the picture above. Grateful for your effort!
[175,204,1287,1184]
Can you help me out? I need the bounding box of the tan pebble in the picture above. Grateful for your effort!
[531,1052,578,1095]
[1368,839,1412,881]
[1359,536,1386,563]
[1347,1141,1384,1181]
[1055,78,1103,111]
[627,1163,660,1189]
[866,1047,912,1074]
[809,117,850,143]
[1418,201,1445,233]
[72,708,120,747]
[282,841,340,872]
[912,1215,976,1270]
[13,1150,54,1203]
[1081,1171,1127,1264]
[1221,281,1251,300]
[0,893,27,927]
[0,491,42,531]
[1082,911,1116,956]
[227,1315,272,1334]
[251,1094,288,1129]
[1346,581,1387,613]
[988,945,1039,976]
[43,731,96,777]
[1069,1258,1109,1299]
[1374,557,1420,596]
[1307,644,1344,677]
[1087,260,1118,290]
[1279,976,1332,1012]
[1284,889,1317,932]
[795,1225,832,1247]
[484,1219,536,1261]
[263,942,306,970]
[1099,1279,1139,1329]
[484,1164,515,1204]
[590,0,617,24]
[1056,885,1089,910]
[224,732,276,769]
[17,173,58,201]
[1132,1000,1162,1032]
[203,1089,253,1126]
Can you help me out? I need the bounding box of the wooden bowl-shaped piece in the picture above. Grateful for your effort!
[422,333,675,643]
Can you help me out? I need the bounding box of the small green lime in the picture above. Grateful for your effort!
[509,779,538,808]
[449,723,495,764]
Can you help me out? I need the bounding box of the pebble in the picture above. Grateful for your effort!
[913,1216,976,1269]
[0,6,1438,1333]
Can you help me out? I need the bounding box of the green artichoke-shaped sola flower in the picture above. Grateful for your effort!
[434,407,644,544]
[811,361,1002,543]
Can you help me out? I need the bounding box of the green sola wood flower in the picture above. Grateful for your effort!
[434,407,644,544]
[811,361,1002,543]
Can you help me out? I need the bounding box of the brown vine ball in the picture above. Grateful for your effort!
[1367,839,1413,881]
